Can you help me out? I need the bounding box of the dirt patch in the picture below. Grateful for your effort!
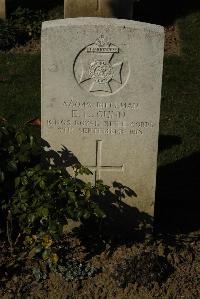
[164,24,180,56]
[8,39,41,54]
[0,231,199,298]
[8,24,180,56]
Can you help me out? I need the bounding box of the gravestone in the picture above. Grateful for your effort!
[41,18,164,216]
[0,0,6,20]
[64,0,134,19]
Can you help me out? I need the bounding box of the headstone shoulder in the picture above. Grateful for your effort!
[42,18,164,34]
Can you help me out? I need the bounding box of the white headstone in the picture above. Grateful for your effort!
[41,18,164,216]
[64,0,133,19]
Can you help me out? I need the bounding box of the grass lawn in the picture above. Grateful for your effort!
[159,12,200,166]
[0,12,200,169]
[0,53,40,125]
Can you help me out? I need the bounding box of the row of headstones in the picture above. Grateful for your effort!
[0,0,137,20]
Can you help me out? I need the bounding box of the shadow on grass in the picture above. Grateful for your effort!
[109,0,200,25]
[7,0,63,13]
[155,135,200,234]
[134,0,200,25]
[158,134,182,152]
[155,151,200,234]
[8,0,200,24]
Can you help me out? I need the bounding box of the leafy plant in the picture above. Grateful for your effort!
[0,20,16,50]
[0,122,40,206]
[55,258,100,281]
[0,7,46,50]
[24,233,59,265]
[32,254,100,282]
[10,7,46,41]
[12,165,107,238]
[0,122,109,256]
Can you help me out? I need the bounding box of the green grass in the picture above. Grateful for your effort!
[0,53,41,125]
[0,11,200,167]
[158,12,200,166]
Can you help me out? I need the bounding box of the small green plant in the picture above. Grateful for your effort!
[0,122,40,208]
[54,258,100,281]
[0,8,46,50]
[0,122,109,258]
[10,7,46,41]
[24,233,58,264]
[11,164,107,239]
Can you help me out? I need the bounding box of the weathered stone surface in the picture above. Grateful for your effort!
[64,0,133,19]
[0,0,6,20]
[41,18,164,217]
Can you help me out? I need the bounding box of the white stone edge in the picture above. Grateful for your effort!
[42,17,164,34]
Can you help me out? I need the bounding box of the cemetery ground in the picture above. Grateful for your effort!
[0,8,200,299]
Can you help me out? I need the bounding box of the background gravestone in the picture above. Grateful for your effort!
[0,0,6,19]
[64,0,134,19]
[42,18,164,217]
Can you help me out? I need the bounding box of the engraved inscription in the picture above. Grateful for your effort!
[71,110,126,119]
[46,118,155,136]
[86,140,124,182]
[46,98,155,136]
[64,99,139,110]
[73,35,130,96]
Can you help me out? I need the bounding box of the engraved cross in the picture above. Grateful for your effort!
[87,140,124,182]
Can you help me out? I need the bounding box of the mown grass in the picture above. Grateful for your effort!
[0,11,200,167]
[0,53,40,124]
[158,12,200,166]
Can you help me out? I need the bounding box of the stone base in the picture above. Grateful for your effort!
[64,0,133,19]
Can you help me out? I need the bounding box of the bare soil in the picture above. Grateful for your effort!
[0,230,199,299]
[164,24,180,56]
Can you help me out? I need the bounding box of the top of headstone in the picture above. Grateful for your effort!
[42,17,164,34]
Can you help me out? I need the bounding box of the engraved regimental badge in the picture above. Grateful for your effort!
[73,35,130,96]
